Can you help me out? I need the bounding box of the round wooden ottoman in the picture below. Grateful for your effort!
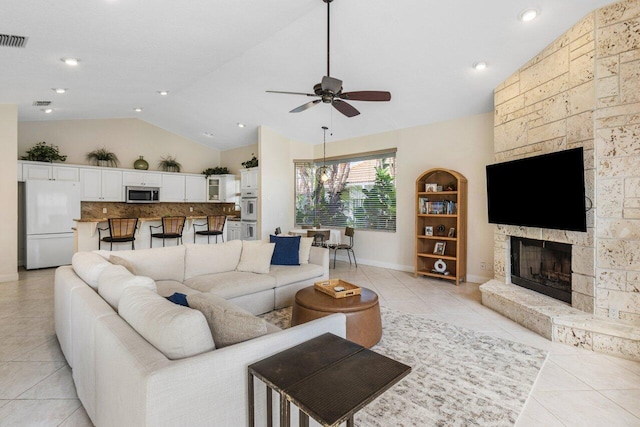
[291,286,382,348]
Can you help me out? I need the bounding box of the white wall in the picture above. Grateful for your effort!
[0,105,19,282]
[18,118,220,174]
[306,112,495,282]
[258,126,311,240]
[220,143,259,175]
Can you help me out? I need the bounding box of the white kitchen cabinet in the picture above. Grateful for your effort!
[161,174,206,202]
[240,168,258,190]
[207,174,238,202]
[79,168,123,201]
[161,174,185,202]
[185,175,206,202]
[227,220,242,241]
[123,171,162,187]
[22,163,79,181]
[17,164,23,181]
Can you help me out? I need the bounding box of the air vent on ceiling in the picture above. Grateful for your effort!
[33,101,52,107]
[0,34,28,48]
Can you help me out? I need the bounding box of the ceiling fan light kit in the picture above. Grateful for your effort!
[266,0,391,118]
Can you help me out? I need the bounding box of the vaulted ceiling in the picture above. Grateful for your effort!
[1,0,614,150]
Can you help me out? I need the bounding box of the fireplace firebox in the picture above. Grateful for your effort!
[510,237,572,304]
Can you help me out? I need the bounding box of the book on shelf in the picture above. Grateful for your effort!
[419,199,456,215]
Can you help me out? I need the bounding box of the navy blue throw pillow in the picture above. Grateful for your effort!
[165,292,189,307]
[270,235,301,265]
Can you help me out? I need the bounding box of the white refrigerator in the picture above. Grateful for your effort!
[25,180,81,270]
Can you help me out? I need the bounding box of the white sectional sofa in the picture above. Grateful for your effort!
[54,240,347,426]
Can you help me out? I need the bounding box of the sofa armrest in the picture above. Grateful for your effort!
[95,312,346,427]
[308,246,329,270]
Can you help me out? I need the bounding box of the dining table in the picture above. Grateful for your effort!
[288,228,342,245]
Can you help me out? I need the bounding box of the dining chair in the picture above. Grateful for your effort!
[326,226,357,268]
[150,216,186,247]
[307,229,330,247]
[97,218,138,250]
[193,215,226,244]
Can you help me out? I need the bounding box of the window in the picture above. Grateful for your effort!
[294,149,396,231]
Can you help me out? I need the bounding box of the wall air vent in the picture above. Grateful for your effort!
[0,34,28,48]
[33,101,52,107]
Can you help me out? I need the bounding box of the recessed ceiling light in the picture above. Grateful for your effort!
[52,88,67,94]
[157,90,169,96]
[133,107,143,112]
[41,108,53,114]
[61,57,79,66]
[237,123,245,128]
[519,8,539,22]
[473,61,488,71]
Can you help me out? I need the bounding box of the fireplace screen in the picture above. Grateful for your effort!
[510,237,572,304]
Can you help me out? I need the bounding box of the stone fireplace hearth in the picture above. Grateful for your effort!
[480,0,640,362]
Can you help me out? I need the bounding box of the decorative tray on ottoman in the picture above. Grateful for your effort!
[314,279,361,299]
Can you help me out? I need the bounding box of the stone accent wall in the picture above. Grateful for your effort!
[493,12,597,314]
[493,0,640,323]
[594,0,640,323]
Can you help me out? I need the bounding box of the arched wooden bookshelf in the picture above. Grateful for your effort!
[415,168,467,284]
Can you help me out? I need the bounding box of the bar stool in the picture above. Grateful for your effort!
[150,216,186,247]
[193,215,226,244]
[97,218,138,250]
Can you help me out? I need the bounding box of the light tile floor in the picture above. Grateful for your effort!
[1,264,638,426]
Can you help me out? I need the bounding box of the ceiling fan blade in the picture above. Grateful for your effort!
[290,99,321,113]
[321,76,343,93]
[332,99,360,117]
[266,90,317,97]
[340,91,392,102]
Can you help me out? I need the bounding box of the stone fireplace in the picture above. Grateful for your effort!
[510,237,572,304]
[479,0,640,362]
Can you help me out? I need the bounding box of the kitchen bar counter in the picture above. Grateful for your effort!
[74,215,239,252]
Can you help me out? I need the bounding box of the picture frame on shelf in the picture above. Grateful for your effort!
[435,224,446,236]
[425,226,433,236]
[433,242,446,255]
[425,183,438,192]
[448,227,456,238]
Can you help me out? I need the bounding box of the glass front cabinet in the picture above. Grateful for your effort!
[207,174,238,203]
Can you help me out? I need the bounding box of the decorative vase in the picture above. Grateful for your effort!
[98,160,109,167]
[134,156,149,170]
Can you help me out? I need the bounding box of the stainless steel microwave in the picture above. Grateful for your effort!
[126,186,160,203]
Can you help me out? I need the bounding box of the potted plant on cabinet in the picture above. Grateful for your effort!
[86,147,119,167]
[201,166,229,178]
[241,153,258,168]
[158,155,182,172]
[21,142,67,162]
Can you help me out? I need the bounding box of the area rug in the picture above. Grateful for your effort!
[260,306,547,427]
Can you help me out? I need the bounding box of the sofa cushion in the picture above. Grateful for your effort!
[186,293,268,348]
[97,265,157,310]
[299,237,313,264]
[183,241,242,280]
[270,235,300,265]
[183,271,275,299]
[98,246,186,282]
[154,280,201,298]
[268,264,325,287]
[72,252,111,290]
[119,287,215,359]
[236,241,275,274]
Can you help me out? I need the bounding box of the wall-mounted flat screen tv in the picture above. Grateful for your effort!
[486,147,587,232]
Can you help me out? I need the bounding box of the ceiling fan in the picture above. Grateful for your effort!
[266,0,391,118]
